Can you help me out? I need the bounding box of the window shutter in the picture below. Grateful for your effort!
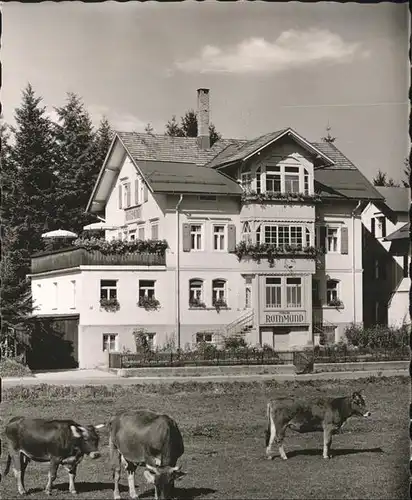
[182,223,191,252]
[371,218,375,237]
[227,224,236,252]
[144,184,149,203]
[134,179,139,205]
[118,184,122,209]
[340,226,349,254]
[126,182,131,207]
[381,218,386,238]
[319,226,327,253]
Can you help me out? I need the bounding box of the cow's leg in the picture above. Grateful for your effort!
[19,454,30,495]
[64,464,78,495]
[45,458,60,495]
[125,461,138,500]
[266,415,278,459]
[10,450,27,495]
[111,451,121,500]
[276,425,288,460]
[323,427,333,459]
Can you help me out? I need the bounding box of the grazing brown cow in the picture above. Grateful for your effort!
[108,410,186,500]
[3,417,104,496]
[265,391,371,460]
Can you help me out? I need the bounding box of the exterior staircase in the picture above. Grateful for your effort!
[313,319,337,345]
[224,309,255,340]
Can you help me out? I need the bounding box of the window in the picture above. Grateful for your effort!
[102,333,118,352]
[190,224,203,250]
[304,169,310,195]
[123,182,131,208]
[242,222,252,244]
[265,277,281,309]
[189,279,204,305]
[245,286,252,308]
[151,222,159,240]
[264,225,307,248]
[70,280,76,309]
[312,279,320,306]
[213,225,225,251]
[256,167,262,193]
[212,279,226,304]
[138,225,145,240]
[52,282,58,310]
[196,332,213,344]
[256,224,262,245]
[100,280,117,300]
[286,277,302,308]
[134,178,140,205]
[241,172,252,193]
[376,216,386,238]
[326,228,339,253]
[129,231,136,241]
[326,280,339,305]
[266,165,281,192]
[284,167,300,193]
[139,280,155,299]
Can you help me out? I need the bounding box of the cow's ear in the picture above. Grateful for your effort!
[144,470,155,484]
[70,426,82,438]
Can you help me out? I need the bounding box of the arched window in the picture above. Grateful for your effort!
[326,279,340,305]
[189,279,204,307]
[212,279,226,305]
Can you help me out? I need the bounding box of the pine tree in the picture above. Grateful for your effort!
[93,116,113,177]
[402,157,410,188]
[372,169,399,187]
[144,122,154,134]
[53,92,98,233]
[165,110,222,146]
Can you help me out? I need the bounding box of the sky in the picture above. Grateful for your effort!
[2,1,410,183]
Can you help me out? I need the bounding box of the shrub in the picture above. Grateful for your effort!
[189,297,206,309]
[132,328,152,354]
[224,336,247,350]
[344,323,410,349]
[213,298,227,312]
[0,356,33,378]
[73,237,169,255]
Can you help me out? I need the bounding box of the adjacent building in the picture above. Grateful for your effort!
[30,89,384,368]
[361,186,410,327]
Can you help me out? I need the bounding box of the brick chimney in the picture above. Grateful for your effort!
[197,88,210,149]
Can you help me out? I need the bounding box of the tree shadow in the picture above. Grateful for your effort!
[139,486,217,499]
[286,447,384,458]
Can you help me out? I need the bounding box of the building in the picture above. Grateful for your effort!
[361,186,410,327]
[30,89,383,368]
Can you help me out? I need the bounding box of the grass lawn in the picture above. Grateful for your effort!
[1,377,409,499]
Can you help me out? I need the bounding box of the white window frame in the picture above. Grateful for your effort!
[102,333,118,352]
[241,222,252,244]
[326,227,340,253]
[190,224,203,251]
[70,280,76,310]
[263,224,310,248]
[265,277,282,309]
[263,163,307,194]
[139,280,155,299]
[123,181,131,209]
[286,277,302,308]
[189,279,204,305]
[212,279,226,304]
[100,280,117,300]
[129,230,136,241]
[213,224,226,251]
[196,332,214,344]
[326,279,339,305]
[151,221,159,240]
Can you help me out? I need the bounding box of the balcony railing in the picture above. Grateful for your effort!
[31,246,166,274]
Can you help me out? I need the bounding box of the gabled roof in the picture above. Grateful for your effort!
[374,186,409,214]
[137,160,243,195]
[384,222,410,242]
[206,128,335,168]
[117,131,234,167]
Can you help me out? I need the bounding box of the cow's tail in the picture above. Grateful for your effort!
[265,402,272,447]
[3,454,12,478]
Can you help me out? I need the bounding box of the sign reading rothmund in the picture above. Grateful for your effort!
[264,311,306,325]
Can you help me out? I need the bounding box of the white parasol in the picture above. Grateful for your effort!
[41,229,78,239]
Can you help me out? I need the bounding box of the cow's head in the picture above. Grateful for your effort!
[70,424,104,459]
[350,391,371,417]
[143,463,186,500]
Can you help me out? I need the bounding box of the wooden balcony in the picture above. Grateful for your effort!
[31,246,166,274]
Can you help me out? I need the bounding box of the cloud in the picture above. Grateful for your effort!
[175,29,366,74]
